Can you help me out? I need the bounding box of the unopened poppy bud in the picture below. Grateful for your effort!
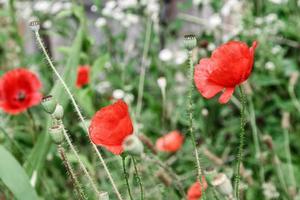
[184,34,197,50]
[211,173,233,197]
[49,125,64,144]
[122,135,144,156]
[41,95,57,114]
[52,104,64,120]
[204,167,217,185]
[29,18,40,32]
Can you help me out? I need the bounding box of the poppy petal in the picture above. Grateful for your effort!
[218,87,235,104]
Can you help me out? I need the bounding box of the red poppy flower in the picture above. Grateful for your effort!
[76,65,90,88]
[155,130,184,152]
[187,177,208,200]
[0,68,42,115]
[194,41,257,104]
[89,100,134,155]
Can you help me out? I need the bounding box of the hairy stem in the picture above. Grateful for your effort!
[234,86,246,199]
[187,51,205,199]
[57,145,86,200]
[132,156,144,200]
[33,30,123,200]
[122,156,134,200]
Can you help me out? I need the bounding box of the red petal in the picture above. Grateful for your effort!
[218,87,235,104]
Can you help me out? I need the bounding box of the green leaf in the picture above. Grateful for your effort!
[0,145,39,200]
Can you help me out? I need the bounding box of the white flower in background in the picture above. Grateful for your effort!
[96,81,111,94]
[124,93,134,104]
[112,8,125,20]
[122,13,139,27]
[43,20,52,29]
[208,43,216,51]
[118,0,137,9]
[268,0,288,4]
[157,77,167,90]
[90,5,98,12]
[271,45,282,54]
[174,50,188,65]
[265,13,277,24]
[95,17,107,28]
[34,1,51,12]
[113,89,125,99]
[159,49,173,62]
[221,0,239,16]
[265,61,275,71]
[263,182,280,199]
[141,0,160,22]
[201,108,209,116]
[208,14,222,29]
[255,17,263,25]
[102,1,117,16]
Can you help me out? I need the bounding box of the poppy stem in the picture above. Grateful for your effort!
[33,29,123,200]
[122,155,134,200]
[187,50,206,200]
[57,145,86,200]
[132,156,144,200]
[234,86,246,199]
[58,120,101,198]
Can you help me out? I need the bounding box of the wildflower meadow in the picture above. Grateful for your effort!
[0,0,300,200]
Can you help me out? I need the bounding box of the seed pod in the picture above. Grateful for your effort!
[29,18,40,32]
[53,104,64,120]
[122,135,144,156]
[49,125,64,144]
[211,173,233,197]
[41,95,57,114]
[184,35,197,51]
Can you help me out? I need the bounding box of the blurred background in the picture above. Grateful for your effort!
[0,0,300,199]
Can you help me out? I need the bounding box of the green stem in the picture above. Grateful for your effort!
[234,86,246,199]
[58,145,86,200]
[122,156,134,200]
[187,51,205,199]
[132,156,144,200]
[283,129,296,191]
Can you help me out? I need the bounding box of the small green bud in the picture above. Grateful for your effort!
[49,125,64,144]
[52,104,64,120]
[41,95,57,114]
[122,135,144,156]
[184,34,197,50]
[204,167,217,185]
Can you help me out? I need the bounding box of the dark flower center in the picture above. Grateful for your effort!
[17,91,26,102]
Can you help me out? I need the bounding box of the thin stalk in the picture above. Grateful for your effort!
[33,30,123,200]
[59,121,101,197]
[132,156,144,200]
[233,86,246,199]
[288,84,300,113]
[187,51,205,199]
[122,156,134,200]
[283,129,296,192]
[248,96,265,183]
[136,19,152,118]
[57,145,86,200]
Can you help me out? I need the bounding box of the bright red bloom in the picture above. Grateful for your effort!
[155,130,184,152]
[89,100,134,155]
[194,41,257,104]
[0,68,42,115]
[76,65,90,88]
[187,177,208,200]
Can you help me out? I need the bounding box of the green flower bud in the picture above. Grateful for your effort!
[41,95,57,114]
[184,34,197,51]
[53,104,64,120]
[49,125,64,144]
[122,135,144,156]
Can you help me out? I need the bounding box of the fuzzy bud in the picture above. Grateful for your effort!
[41,95,57,114]
[29,18,40,32]
[49,125,64,144]
[204,167,217,185]
[184,34,197,51]
[211,173,233,197]
[52,104,64,120]
[122,135,144,156]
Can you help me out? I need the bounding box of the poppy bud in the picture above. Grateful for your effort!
[52,104,64,120]
[211,173,233,197]
[204,167,217,185]
[49,125,64,144]
[29,19,40,32]
[122,135,144,156]
[184,34,197,51]
[41,95,57,114]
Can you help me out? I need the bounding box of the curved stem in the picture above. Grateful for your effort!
[59,121,101,197]
[33,31,123,200]
[122,156,134,200]
[132,156,144,200]
[187,51,205,199]
[58,145,86,200]
[234,86,246,199]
